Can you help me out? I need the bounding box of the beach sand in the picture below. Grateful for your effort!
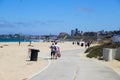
[0,42,48,80]
[0,42,81,80]
[0,42,120,80]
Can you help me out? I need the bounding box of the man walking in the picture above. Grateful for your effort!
[50,43,56,59]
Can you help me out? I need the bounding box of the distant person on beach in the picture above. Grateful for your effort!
[30,41,31,45]
[85,42,87,48]
[85,42,90,48]
[28,41,32,46]
[77,41,80,45]
[87,42,90,48]
[72,42,75,45]
[19,41,21,46]
[81,43,84,47]
[50,43,56,59]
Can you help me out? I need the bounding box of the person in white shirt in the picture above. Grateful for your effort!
[54,42,60,59]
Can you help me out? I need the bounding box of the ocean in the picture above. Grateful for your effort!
[0,38,31,42]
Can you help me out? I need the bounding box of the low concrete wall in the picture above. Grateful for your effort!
[103,48,117,61]
[116,48,120,59]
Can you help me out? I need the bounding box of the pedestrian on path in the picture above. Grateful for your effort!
[54,42,60,59]
[50,42,56,59]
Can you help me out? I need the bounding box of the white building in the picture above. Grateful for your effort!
[112,34,120,42]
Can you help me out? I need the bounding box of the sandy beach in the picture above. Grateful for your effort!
[0,42,81,80]
[0,42,120,80]
[0,42,48,80]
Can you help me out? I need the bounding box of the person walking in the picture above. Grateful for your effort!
[19,41,21,46]
[85,42,87,48]
[87,42,90,48]
[54,42,60,59]
[50,43,56,59]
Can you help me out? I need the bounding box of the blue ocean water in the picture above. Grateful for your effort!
[0,38,31,42]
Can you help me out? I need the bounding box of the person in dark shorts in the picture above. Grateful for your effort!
[50,43,56,59]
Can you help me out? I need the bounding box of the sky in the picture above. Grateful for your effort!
[0,0,120,35]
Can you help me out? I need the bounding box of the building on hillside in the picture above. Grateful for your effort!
[112,34,120,42]
[83,32,97,36]
[59,32,68,38]
[58,32,68,42]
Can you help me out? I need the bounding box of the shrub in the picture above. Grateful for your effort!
[86,46,103,58]
[116,58,120,61]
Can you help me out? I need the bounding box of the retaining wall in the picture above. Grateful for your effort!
[103,48,117,61]
[116,48,120,59]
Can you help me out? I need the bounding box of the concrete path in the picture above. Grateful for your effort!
[29,48,120,80]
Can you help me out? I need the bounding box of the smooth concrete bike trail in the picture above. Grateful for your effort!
[29,48,120,80]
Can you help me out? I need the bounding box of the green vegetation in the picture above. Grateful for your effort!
[66,36,97,41]
[85,45,102,58]
[85,42,120,58]
[116,58,120,61]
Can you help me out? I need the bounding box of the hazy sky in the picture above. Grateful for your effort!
[0,0,120,35]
